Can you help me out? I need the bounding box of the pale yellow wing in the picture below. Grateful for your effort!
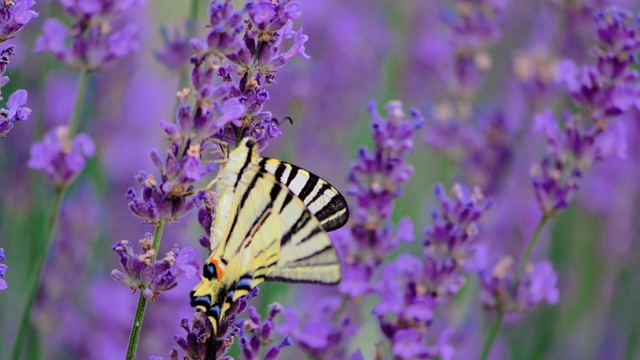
[191,140,343,336]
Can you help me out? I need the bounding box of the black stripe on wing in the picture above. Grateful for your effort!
[259,158,349,232]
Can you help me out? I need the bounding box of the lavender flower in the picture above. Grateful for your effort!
[423,183,493,298]
[111,234,199,300]
[238,303,292,360]
[530,6,640,216]
[424,0,510,182]
[278,295,357,359]
[0,0,38,42]
[174,287,259,359]
[171,312,213,360]
[179,0,311,150]
[479,257,559,312]
[34,0,143,71]
[156,25,191,71]
[126,144,214,224]
[0,46,32,138]
[373,183,491,359]
[444,0,509,94]
[0,247,7,291]
[339,100,423,294]
[28,126,95,189]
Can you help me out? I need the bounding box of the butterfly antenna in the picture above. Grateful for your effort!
[204,177,219,191]
[271,116,293,126]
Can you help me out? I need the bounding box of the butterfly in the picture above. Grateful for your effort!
[190,137,349,358]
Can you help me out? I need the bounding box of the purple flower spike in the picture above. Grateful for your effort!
[156,25,191,70]
[34,0,143,71]
[237,302,290,360]
[179,0,311,150]
[278,296,357,359]
[479,257,559,312]
[424,183,493,296]
[333,101,423,295]
[110,235,199,300]
[172,312,213,360]
[372,183,491,358]
[28,126,95,188]
[0,46,31,138]
[126,143,214,224]
[0,0,38,42]
[0,247,7,291]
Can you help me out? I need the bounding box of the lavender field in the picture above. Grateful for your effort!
[1,0,640,359]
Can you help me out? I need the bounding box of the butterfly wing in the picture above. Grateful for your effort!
[191,147,344,335]
[259,158,349,232]
[217,163,342,288]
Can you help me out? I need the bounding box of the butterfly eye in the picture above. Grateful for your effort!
[203,263,217,280]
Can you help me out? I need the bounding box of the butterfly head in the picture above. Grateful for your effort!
[238,137,257,150]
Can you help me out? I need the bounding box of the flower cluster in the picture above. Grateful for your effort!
[237,303,292,360]
[277,101,422,358]
[28,126,95,189]
[373,183,492,359]
[156,25,191,71]
[531,6,640,216]
[278,295,357,359]
[445,0,509,94]
[340,100,423,296]
[424,0,512,194]
[174,0,309,150]
[34,0,144,71]
[126,144,213,224]
[170,287,259,359]
[0,247,7,291]
[0,0,38,42]
[0,46,32,138]
[479,257,559,312]
[110,234,199,300]
[167,312,213,360]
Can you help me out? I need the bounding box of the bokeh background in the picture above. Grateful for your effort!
[1,0,640,359]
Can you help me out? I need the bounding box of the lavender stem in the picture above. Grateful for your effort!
[12,66,90,359]
[479,215,550,360]
[11,187,66,360]
[125,222,165,360]
[68,70,89,136]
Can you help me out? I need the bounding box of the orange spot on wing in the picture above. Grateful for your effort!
[212,258,226,280]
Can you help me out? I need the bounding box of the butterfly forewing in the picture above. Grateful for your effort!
[259,158,349,232]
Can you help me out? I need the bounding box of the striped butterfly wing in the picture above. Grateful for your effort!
[216,162,342,289]
[259,158,349,232]
[191,138,346,339]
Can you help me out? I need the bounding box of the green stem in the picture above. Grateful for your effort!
[189,0,199,32]
[11,188,66,360]
[177,0,201,93]
[479,309,504,360]
[125,223,166,360]
[68,70,89,135]
[514,215,550,288]
[479,215,550,360]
